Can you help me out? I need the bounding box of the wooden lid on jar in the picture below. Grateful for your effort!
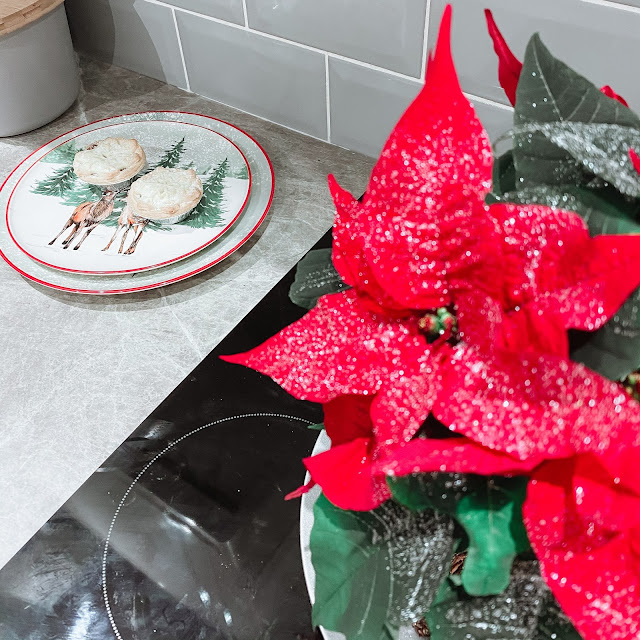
[0,0,65,37]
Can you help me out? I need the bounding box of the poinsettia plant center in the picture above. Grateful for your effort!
[418,307,459,344]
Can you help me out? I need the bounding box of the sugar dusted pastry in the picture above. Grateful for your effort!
[128,167,203,224]
[73,137,146,186]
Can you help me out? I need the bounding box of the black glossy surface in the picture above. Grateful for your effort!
[0,233,332,640]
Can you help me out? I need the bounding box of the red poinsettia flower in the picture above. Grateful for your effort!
[485,9,629,107]
[377,439,640,640]
[223,5,640,509]
[525,449,640,640]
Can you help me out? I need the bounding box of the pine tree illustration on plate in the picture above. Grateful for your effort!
[181,157,229,229]
[30,165,78,198]
[151,137,186,169]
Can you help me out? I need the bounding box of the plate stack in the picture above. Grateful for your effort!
[0,111,274,294]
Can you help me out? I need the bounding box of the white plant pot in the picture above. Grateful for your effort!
[0,4,79,137]
[300,430,419,640]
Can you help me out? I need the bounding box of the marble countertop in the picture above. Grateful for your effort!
[0,55,373,569]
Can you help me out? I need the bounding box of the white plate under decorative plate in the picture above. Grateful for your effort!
[0,112,273,294]
[6,119,251,275]
[300,431,419,640]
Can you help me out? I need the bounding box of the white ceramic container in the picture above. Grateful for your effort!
[0,3,79,137]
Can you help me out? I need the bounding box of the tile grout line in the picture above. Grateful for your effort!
[325,54,331,143]
[464,92,513,112]
[144,0,423,82]
[580,0,640,13]
[241,0,248,27]
[420,0,432,82]
[171,8,191,93]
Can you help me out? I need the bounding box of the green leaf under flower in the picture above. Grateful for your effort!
[520,122,640,197]
[426,562,579,640]
[388,473,530,596]
[289,248,350,310]
[513,33,640,189]
[310,493,454,639]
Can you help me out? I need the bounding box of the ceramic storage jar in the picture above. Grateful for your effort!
[0,0,79,137]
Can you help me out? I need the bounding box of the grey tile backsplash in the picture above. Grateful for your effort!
[245,0,428,77]
[166,0,244,24]
[176,12,328,139]
[64,0,638,157]
[65,0,187,90]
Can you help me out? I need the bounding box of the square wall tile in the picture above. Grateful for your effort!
[246,0,428,77]
[65,0,187,89]
[163,0,244,24]
[176,12,327,139]
[329,58,512,158]
[429,0,640,110]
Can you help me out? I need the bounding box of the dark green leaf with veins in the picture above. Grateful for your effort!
[310,494,454,639]
[513,33,640,188]
[426,562,551,640]
[520,122,640,197]
[289,248,350,309]
[389,473,530,596]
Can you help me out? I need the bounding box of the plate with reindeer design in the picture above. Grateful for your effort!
[5,119,252,275]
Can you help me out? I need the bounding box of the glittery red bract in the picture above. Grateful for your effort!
[302,395,391,510]
[485,9,522,106]
[524,451,640,640]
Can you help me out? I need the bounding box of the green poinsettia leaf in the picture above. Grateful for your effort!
[426,562,563,640]
[310,493,454,639]
[519,122,640,197]
[490,149,517,199]
[289,248,350,310]
[570,287,640,380]
[496,184,640,236]
[533,595,583,640]
[307,423,325,431]
[513,33,640,188]
[388,473,530,597]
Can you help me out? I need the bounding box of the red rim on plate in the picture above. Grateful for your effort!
[0,111,275,294]
[6,120,253,276]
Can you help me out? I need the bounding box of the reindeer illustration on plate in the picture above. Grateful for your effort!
[48,189,120,250]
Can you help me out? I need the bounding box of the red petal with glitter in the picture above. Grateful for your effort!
[331,5,498,312]
[524,456,640,640]
[377,437,540,478]
[221,290,428,403]
[434,345,640,461]
[629,148,640,175]
[370,346,450,447]
[485,9,522,106]
[492,202,640,332]
[600,84,630,107]
[304,437,391,511]
[324,395,374,446]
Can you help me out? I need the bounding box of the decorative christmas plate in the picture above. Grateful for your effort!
[6,118,251,275]
[0,112,274,294]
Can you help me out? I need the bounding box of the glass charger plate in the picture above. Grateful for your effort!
[0,112,274,295]
[6,119,251,275]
